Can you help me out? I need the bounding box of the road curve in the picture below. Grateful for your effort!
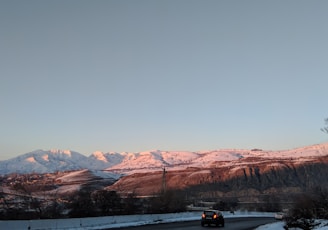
[106,217,278,230]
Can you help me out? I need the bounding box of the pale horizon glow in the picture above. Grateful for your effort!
[1,1,328,161]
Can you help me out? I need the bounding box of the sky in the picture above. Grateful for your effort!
[1,0,328,161]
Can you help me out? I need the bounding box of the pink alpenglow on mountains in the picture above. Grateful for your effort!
[0,143,327,175]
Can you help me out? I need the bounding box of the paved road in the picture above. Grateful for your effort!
[107,217,278,230]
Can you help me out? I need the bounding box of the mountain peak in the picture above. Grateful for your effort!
[91,151,107,162]
[50,149,72,155]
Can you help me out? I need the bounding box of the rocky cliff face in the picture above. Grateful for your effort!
[107,155,328,203]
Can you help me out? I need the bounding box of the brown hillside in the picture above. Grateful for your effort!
[107,156,328,200]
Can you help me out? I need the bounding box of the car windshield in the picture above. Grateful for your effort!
[204,211,215,215]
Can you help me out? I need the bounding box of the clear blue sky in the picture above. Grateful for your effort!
[1,1,327,160]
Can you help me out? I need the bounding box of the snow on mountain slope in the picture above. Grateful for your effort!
[55,169,120,183]
[109,150,167,170]
[56,169,97,183]
[106,143,328,174]
[161,151,199,165]
[0,149,91,174]
[193,150,247,167]
[0,142,327,175]
[88,151,125,169]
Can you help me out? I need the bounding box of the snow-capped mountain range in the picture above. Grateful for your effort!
[1,143,328,175]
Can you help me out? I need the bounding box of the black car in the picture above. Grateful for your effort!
[201,209,225,227]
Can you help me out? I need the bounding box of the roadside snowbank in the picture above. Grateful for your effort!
[255,220,328,230]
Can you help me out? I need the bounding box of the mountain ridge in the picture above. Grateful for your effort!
[1,142,327,175]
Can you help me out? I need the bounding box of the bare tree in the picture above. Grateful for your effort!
[321,118,328,134]
[147,189,186,214]
[284,186,328,229]
[68,189,96,217]
[92,190,122,215]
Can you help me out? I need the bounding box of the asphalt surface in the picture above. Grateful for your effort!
[106,217,278,230]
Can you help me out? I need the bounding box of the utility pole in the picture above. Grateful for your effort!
[162,167,166,193]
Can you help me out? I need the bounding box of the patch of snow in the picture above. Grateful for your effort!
[42,154,49,161]
[188,170,211,177]
[92,151,108,162]
[255,222,285,229]
[52,184,81,194]
[91,170,121,180]
[26,157,36,163]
